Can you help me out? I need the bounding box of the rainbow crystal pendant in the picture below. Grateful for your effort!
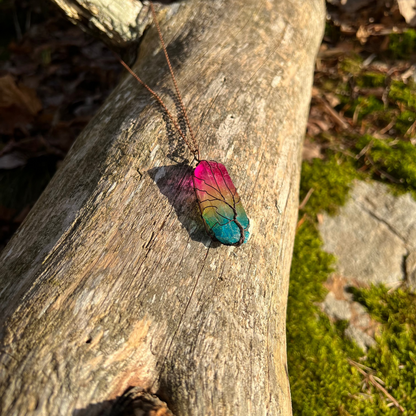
[193,160,250,246]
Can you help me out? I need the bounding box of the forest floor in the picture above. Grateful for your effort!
[1,0,416,414]
[0,0,122,251]
[290,1,416,414]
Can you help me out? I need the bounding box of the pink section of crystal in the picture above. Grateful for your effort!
[192,160,249,246]
[193,160,236,203]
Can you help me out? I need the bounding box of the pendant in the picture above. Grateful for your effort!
[120,5,251,247]
[193,160,250,246]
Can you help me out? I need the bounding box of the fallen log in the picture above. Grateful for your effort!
[0,0,325,414]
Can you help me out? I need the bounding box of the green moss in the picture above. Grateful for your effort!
[319,78,350,99]
[356,135,416,196]
[339,55,363,76]
[389,29,416,59]
[288,222,364,415]
[299,156,358,217]
[328,57,416,138]
[357,95,385,118]
[339,95,384,121]
[356,72,386,88]
[289,157,365,414]
[352,286,416,411]
[290,151,416,414]
[389,81,416,109]
[289,31,416,414]
[321,78,340,92]
[395,110,416,134]
[41,48,52,66]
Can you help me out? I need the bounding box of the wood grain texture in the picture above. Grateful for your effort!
[49,0,149,50]
[0,0,325,414]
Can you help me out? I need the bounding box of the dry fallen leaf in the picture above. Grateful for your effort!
[302,139,324,161]
[307,121,323,137]
[308,118,331,132]
[0,74,42,115]
[0,74,42,135]
[356,25,370,44]
[0,5,122,251]
[324,92,341,108]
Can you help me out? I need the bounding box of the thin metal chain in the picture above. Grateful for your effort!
[118,59,195,155]
[118,2,201,161]
[149,1,200,161]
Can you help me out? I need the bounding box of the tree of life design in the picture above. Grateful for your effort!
[192,160,250,246]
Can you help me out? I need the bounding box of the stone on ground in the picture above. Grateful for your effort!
[319,181,416,349]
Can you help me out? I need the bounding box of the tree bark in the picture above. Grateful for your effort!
[49,0,150,50]
[0,1,325,415]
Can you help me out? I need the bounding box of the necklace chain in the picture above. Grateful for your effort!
[119,1,200,161]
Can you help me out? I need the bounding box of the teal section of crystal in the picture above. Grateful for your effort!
[204,201,250,246]
[193,160,250,246]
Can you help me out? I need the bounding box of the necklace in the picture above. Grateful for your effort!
[119,1,250,247]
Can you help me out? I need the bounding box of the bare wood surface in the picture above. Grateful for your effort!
[0,0,325,415]
[49,0,150,50]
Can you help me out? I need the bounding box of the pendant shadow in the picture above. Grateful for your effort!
[147,164,220,248]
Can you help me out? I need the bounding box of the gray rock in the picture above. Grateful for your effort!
[353,181,416,249]
[320,181,408,286]
[345,324,377,351]
[319,180,416,349]
[322,292,352,321]
[350,302,370,328]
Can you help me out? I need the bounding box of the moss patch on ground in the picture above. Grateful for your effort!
[356,72,386,88]
[288,144,416,414]
[288,222,364,415]
[356,135,416,197]
[289,156,362,414]
[389,29,416,60]
[316,51,416,138]
[299,156,357,217]
[352,286,416,413]
[288,16,416,416]
[389,80,416,109]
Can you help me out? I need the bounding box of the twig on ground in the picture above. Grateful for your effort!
[315,95,351,131]
[405,120,416,137]
[379,119,396,135]
[365,155,402,184]
[348,359,404,412]
[296,214,307,231]
[299,188,314,210]
[353,104,362,126]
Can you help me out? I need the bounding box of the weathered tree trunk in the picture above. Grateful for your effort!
[49,0,150,50]
[0,1,324,415]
